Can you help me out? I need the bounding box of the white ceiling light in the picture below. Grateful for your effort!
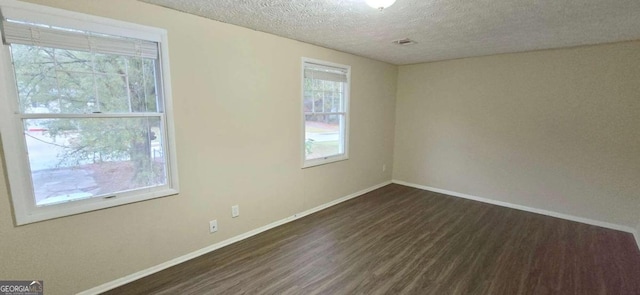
[365,0,397,10]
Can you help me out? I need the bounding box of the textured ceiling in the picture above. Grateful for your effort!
[141,0,640,65]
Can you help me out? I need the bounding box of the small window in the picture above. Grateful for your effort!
[0,2,179,224]
[302,58,350,168]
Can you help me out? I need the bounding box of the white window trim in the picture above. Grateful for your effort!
[301,57,351,168]
[0,0,179,225]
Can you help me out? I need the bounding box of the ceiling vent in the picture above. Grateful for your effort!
[392,38,417,46]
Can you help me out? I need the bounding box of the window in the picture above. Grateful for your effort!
[0,2,179,224]
[302,58,350,167]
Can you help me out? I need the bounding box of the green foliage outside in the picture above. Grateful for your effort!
[12,44,165,187]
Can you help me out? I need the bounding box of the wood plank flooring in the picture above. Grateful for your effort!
[104,184,640,295]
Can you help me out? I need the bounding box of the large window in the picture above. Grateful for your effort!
[0,2,178,224]
[302,58,350,167]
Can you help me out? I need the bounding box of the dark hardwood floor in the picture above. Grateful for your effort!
[104,184,640,295]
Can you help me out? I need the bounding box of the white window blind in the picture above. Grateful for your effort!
[304,63,348,83]
[1,20,158,58]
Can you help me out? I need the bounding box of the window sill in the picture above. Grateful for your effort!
[302,155,349,169]
[14,187,179,225]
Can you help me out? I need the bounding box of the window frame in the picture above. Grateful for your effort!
[301,57,351,168]
[0,0,179,225]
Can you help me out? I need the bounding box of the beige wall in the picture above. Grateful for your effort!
[394,41,640,228]
[0,0,397,293]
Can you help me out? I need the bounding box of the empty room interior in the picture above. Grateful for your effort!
[0,0,639,294]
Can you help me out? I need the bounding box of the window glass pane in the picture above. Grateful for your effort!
[333,94,342,112]
[325,89,338,112]
[95,73,129,112]
[24,117,167,206]
[54,48,93,72]
[94,53,127,74]
[55,70,97,112]
[305,114,344,160]
[128,58,159,112]
[303,91,313,113]
[11,44,159,114]
[313,89,324,113]
[304,78,344,114]
[12,45,59,113]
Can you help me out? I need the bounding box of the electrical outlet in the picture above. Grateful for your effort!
[209,219,218,233]
[382,164,386,172]
[231,205,240,218]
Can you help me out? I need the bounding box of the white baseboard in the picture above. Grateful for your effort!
[392,180,637,235]
[293,182,392,220]
[78,180,392,295]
